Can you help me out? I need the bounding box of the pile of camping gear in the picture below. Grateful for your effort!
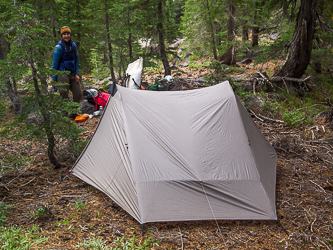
[78,57,174,120]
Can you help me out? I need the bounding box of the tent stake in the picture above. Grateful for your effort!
[141,223,145,237]
[277,219,289,237]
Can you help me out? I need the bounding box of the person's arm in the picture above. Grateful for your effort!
[51,45,63,81]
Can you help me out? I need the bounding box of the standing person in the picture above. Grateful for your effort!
[52,26,82,103]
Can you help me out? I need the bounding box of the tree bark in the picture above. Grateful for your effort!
[252,2,259,47]
[0,37,22,113]
[241,4,248,41]
[30,57,63,169]
[205,0,218,60]
[127,7,133,61]
[105,0,116,81]
[325,107,333,130]
[274,0,317,78]
[224,1,236,65]
[75,0,81,50]
[242,25,248,41]
[157,0,171,76]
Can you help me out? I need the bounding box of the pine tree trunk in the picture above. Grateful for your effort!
[252,26,259,46]
[75,0,81,50]
[274,0,317,78]
[5,79,21,113]
[224,2,236,65]
[0,37,22,113]
[157,0,171,76]
[127,8,133,61]
[252,2,259,47]
[105,0,116,81]
[241,5,248,41]
[30,58,63,169]
[242,26,248,41]
[206,0,218,60]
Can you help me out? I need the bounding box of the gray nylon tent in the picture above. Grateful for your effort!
[71,81,277,224]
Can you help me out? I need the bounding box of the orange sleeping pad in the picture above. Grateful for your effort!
[75,114,89,122]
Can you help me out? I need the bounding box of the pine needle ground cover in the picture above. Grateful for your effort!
[1,60,333,249]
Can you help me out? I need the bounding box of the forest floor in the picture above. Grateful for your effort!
[0,59,333,250]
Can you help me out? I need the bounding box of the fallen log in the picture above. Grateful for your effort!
[249,109,285,124]
[233,76,311,83]
[269,76,311,83]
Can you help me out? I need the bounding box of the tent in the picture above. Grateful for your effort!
[71,81,277,224]
[125,57,143,89]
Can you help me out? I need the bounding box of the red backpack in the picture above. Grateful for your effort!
[94,91,110,111]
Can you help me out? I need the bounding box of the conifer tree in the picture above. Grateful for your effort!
[0,1,85,169]
[182,0,223,59]
[224,1,236,65]
[274,0,317,78]
[136,0,182,76]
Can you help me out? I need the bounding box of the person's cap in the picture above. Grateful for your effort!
[59,26,71,36]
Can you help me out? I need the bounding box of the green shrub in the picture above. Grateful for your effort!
[0,224,48,249]
[282,110,313,127]
[33,206,50,219]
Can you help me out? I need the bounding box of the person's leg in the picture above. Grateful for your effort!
[57,75,70,100]
[69,74,82,103]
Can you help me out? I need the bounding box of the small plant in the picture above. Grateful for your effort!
[0,224,48,249]
[112,235,159,250]
[282,110,312,127]
[33,206,50,219]
[75,199,88,217]
[0,202,13,226]
[58,219,74,230]
[77,237,109,249]
[75,199,88,210]
[62,220,70,225]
